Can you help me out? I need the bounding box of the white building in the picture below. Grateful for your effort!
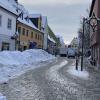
[0,0,18,50]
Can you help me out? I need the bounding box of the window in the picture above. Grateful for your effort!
[38,34,39,40]
[0,15,2,26]
[35,34,37,39]
[2,42,10,51]
[40,35,42,40]
[26,30,29,36]
[7,18,12,29]
[31,32,33,38]
[23,46,27,50]
[22,28,25,35]
[18,27,21,34]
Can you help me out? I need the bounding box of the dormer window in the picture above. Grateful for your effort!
[25,16,29,23]
[19,12,24,20]
[21,13,23,20]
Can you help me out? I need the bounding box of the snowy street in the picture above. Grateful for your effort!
[0,56,100,100]
[0,0,99,100]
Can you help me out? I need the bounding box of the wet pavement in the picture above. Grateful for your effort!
[0,57,100,100]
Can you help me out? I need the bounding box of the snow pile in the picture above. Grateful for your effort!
[67,66,89,79]
[0,49,55,83]
[0,49,55,65]
[0,93,6,100]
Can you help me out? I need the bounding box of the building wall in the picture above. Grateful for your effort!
[0,8,16,37]
[42,17,48,50]
[90,0,98,46]
[17,22,43,51]
[0,7,17,51]
[90,0,100,68]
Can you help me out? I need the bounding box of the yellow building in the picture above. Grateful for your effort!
[16,16,44,51]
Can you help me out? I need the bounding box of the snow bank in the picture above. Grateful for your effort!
[67,66,89,79]
[0,49,55,83]
[0,93,6,100]
[0,49,55,65]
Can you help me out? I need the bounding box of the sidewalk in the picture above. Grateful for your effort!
[84,58,100,73]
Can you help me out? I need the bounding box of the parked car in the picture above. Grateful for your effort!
[67,48,76,58]
[59,47,67,57]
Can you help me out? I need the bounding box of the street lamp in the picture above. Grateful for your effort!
[81,13,99,71]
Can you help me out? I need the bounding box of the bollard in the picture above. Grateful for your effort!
[76,55,79,70]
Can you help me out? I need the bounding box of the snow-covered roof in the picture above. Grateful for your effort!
[7,1,43,33]
[48,35,56,43]
[0,0,18,15]
[29,14,47,29]
[18,17,40,31]
[3,0,44,34]
[29,14,41,18]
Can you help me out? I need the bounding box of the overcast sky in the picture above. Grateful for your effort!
[18,0,92,44]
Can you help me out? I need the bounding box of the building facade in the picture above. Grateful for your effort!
[70,37,78,50]
[29,14,48,50]
[0,0,18,51]
[47,35,56,54]
[9,1,44,51]
[17,17,44,51]
[89,0,100,68]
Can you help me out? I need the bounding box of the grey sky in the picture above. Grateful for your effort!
[18,0,92,44]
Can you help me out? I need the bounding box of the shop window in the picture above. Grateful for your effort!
[23,46,27,50]
[2,42,10,51]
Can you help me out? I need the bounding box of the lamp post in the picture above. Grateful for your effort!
[81,13,99,71]
[81,18,86,71]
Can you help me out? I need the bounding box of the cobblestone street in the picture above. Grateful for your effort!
[0,57,100,100]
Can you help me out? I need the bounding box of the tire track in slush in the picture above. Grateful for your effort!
[46,60,89,100]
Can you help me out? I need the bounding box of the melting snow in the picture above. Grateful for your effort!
[0,49,55,83]
[0,93,6,100]
[67,66,89,79]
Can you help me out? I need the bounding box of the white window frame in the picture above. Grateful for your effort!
[7,18,12,29]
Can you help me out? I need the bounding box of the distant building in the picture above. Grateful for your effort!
[15,4,44,51]
[47,35,56,54]
[70,37,78,50]
[0,0,18,51]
